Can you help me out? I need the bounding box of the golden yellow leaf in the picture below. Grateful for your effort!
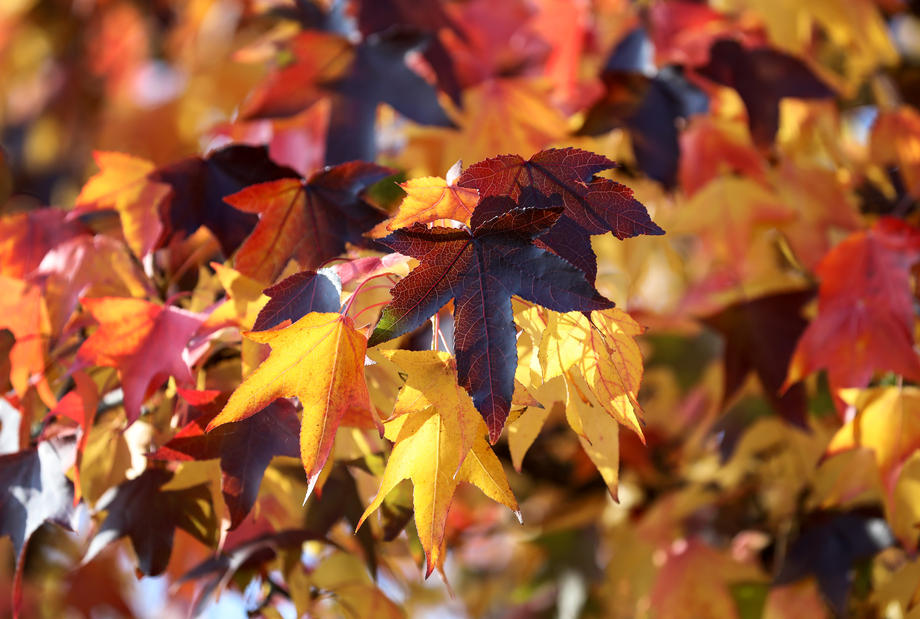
[359,350,518,575]
[369,164,479,236]
[540,308,646,440]
[207,312,379,497]
[75,151,172,257]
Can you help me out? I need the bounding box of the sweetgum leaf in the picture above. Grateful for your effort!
[150,397,300,529]
[252,269,342,331]
[368,205,612,441]
[84,469,217,576]
[459,148,663,280]
[153,145,299,256]
[225,161,391,283]
[697,39,835,149]
[704,289,813,427]
[0,438,75,560]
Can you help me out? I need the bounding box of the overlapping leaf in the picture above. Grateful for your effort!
[359,350,518,575]
[84,468,218,576]
[207,312,379,496]
[151,393,300,528]
[369,205,613,441]
[224,161,390,283]
[76,298,206,423]
[786,218,920,398]
[459,148,663,280]
[73,151,171,257]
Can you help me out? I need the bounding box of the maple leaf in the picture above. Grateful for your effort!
[354,0,465,104]
[368,205,613,442]
[577,29,708,187]
[696,39,835,149]
[828,388,920,500]
[703,289,813,426]
[152,144,299,257]
[359,350,518,576]
[76,298,206,423]
[774,510,894,615]
[73,151,172,257]
[151,393,299,529]
[48,371,98,504]
[0,438,75,567]
[459,148,664,280]
[252,269,342,331]
[0,276,54,405]
[207,312,379,497]
[678,116,767,197]
[0,208,84,279]
[224,161,391,283]
[35,235,152,334]
[533,307,646,440]
[369,161,479,236]
[84,468,218,576]
[786,218,920,398]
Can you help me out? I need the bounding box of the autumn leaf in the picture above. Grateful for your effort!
[151,394,299,529]
[829,388,920,499]
[0,276,54,405]
[0,208,84,279]
[0,437,76,617]
[536,307,646,440]
[152,144,299,257]
[369,205,612,442]
[207,312,379,497]
[74,151,171,257]
[369,161,479,236]
[696,39,835,149]
[359,350,518,575]
[48,371,98,504]
[76,298,206,423]
[703,289,813,426]
[84,468,218,576]
[225,161,391,283]
[786,218,920,398]
[459,148,663,280]
[252,269,342,331]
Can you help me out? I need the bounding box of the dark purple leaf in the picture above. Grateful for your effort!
[253,270,342,331]
[150,399,300,529]
[84,469,217,576]
[696,39,835,149]
[153,145,299,256]
[368,205,613,441]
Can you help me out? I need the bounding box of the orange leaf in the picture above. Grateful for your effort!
[369,162,479,236]
[75,151,171,258]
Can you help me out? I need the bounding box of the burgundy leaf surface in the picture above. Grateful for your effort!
[253,270,342,331]
[368,205,613,441]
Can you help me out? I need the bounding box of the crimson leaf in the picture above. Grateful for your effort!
[368,204,613,442]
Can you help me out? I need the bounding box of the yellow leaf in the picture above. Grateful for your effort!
[830,387,920,496]
[541,308,646,440]
[207,312,378,497]
[369,164,479,236]
[359,350,518,576]
[565,384,620,498]
[75,151,171,257]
